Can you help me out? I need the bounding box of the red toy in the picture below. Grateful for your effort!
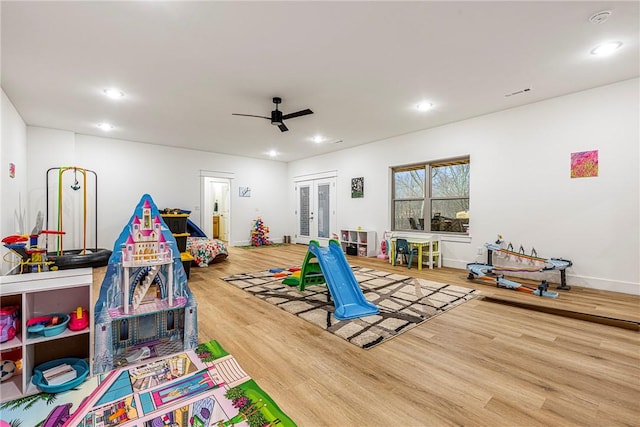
[68,307,89,331]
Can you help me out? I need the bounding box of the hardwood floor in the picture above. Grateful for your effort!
[92,244,640,426]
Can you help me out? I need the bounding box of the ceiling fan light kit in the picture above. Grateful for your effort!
[233,96,314,132]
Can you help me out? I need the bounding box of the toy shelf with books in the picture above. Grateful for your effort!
[339,229,376,257]
[0,268,93,402]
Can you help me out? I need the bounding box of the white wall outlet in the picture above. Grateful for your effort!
[477,247,484,255]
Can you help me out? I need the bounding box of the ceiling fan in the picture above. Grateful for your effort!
[232,97,313,132]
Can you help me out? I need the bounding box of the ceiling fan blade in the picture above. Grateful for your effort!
[232,113,271,120]
[278,123,289,132]
[281,109,313,120]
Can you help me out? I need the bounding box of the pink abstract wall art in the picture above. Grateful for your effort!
[571,150,598,178]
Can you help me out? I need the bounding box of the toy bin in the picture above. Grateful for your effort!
[0,306,20,343]
[181,252,193,279]
[27,313,70,337]
[161,214,188,234]
[32,357,89,393]
[174,233,189,253]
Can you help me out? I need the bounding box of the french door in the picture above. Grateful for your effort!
[295,177,336,245]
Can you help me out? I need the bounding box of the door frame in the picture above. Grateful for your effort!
[200,170,234,242]
[294,171,337,246]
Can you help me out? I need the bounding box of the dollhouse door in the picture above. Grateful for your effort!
[295,177,336,245]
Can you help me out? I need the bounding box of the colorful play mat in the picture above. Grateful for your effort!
[0,340,295,427]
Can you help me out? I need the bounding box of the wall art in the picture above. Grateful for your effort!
[571,150,598,178]
[351,177,364,198]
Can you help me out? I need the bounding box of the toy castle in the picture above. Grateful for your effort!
[93,194,198,374]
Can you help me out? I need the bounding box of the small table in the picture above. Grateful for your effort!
[390,236,441,270]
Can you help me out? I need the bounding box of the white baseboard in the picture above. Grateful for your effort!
[231,237,286,247]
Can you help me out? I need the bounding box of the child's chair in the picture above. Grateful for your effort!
[395,239,417,268]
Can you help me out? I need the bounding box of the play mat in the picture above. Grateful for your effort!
[0,340,295,427]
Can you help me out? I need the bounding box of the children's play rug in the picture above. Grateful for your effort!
[223,267,480,349]
[0,340,295,427]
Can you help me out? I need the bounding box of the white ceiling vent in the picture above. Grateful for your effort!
[589,10,612,24]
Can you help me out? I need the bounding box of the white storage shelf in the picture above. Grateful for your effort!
[339,229,377,257]
[0,268,93,402]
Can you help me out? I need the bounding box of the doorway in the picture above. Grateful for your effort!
[201,176,231,242]
[295,176,336,245]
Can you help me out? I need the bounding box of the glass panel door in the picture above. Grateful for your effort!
[316,182,330,239]
[298,183,311,241]
[296,177,336,245]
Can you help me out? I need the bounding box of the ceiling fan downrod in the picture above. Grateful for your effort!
[271,97,283,125]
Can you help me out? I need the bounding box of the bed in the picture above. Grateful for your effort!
[186,237,228,267]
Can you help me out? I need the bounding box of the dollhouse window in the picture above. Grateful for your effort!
[167,310,175,330]
[119,319,129,341]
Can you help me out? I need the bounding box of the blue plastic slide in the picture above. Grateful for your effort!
[307,240,379,320]
[186,218,207,238]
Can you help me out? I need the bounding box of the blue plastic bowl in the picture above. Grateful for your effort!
[27,313,70,337]
[32,357,89,393]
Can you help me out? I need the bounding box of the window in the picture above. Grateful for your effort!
[392,158,469,233]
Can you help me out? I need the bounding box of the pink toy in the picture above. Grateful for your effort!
[68,307,89,331]
[0,306,19,343]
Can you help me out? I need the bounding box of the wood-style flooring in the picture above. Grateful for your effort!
[92,244,640,426]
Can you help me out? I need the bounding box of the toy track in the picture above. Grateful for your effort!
[481,296,640,331]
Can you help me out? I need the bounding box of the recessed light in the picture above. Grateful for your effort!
[97,123,114,131]
[590,41,623,56]
[268,150,278,157]
[416,101,433,111]
[312,135,324,143]
[103,88,125,99]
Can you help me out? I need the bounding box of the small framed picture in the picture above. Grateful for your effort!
[239,186,252,197]
[351,177,364,198]
[571,150,598,178]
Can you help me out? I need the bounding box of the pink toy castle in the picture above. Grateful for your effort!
[122,199,171,265]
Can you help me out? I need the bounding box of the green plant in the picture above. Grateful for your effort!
[246,411,268,427]
[0,393,57,411]
[233,396,250,409]
[225,386,246,401]
[195,344,216,363]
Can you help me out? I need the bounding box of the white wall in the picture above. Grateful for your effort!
[25,131,289,249]
[26,127,80,252]
[1,90,28,275]
[288,79,640,294]
[11,80,640,294]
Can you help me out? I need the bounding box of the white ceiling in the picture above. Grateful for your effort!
[2,1,638,162]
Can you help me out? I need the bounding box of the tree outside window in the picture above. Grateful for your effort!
[392,158,469,233]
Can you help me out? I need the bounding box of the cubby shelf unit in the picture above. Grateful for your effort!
[339,229,377,257]
[0,268,93,402]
